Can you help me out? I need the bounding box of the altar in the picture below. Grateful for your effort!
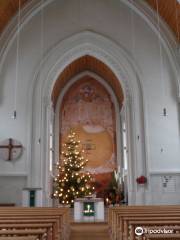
[74,198,104,222]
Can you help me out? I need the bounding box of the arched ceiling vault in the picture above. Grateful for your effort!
[146,0,180,42]
[51,55,124,109]
[0,0,179,42]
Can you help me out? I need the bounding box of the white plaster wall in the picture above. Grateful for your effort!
[148,174,180,205]
[0,0,179,205]
[0,177,26,206]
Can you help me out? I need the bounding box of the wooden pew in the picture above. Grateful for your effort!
[145,233,180,239]
[0,223,53,229]
[0,207,70,235]
[0,237,37,240]
[0,207,70,240]
[0,229,46,239]
[109,207,180,240]
[108,206,180,234]
[0,219,56,239]
[108,206,180,240]
[0,223,53,240]
[0,204,15,207]
[113,213,180,239]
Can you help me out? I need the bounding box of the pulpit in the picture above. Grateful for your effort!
[74,198,104,222]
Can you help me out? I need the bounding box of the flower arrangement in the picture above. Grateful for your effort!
[105,170,124,205]
[136,175,147,184]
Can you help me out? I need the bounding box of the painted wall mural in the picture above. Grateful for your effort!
[60,76,117,194]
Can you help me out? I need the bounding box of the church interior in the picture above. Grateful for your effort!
[0,0,180,239]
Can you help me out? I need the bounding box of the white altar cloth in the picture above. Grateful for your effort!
[74,197,104,222]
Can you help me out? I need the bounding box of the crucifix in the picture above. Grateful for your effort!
[0,138,23,161]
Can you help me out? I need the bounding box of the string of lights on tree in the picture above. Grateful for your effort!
[52,130,95,205]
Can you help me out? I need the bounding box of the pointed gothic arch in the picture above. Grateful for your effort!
[55,74,122,197]
[30,31,147,205]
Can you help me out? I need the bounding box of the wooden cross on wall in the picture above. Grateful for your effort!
[0,138,23,161]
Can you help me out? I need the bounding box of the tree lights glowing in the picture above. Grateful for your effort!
[52,130,95,205]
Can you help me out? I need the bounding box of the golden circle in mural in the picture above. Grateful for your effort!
[71,125,113,168]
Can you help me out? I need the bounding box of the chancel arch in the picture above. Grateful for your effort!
[52,55,125,198]
[30,31,146,206]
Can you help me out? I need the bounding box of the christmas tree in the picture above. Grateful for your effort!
[52,130,95,205]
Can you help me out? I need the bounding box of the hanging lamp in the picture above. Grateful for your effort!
[12,0,21,119]
[155,0,167,117]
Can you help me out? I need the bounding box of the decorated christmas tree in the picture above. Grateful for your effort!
[52,130,95,205]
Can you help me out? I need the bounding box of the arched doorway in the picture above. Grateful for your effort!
[52,55,126,204]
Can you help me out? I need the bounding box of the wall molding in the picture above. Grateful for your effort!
[0,172,27,177]
[150,170,180,175]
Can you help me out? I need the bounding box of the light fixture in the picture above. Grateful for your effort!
[12,0,21,120]
[11,110,17,119]
[155,0,167,117]
[38,0,44,146]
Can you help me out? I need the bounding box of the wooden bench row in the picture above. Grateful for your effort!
[0,237,37,240]
[108,206,180,240]
[0,207,70,240]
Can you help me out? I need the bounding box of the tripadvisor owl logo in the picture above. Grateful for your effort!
[135,226,174,236]
[135,227,144,236]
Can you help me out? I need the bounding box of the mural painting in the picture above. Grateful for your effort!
[60,76,117,195]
